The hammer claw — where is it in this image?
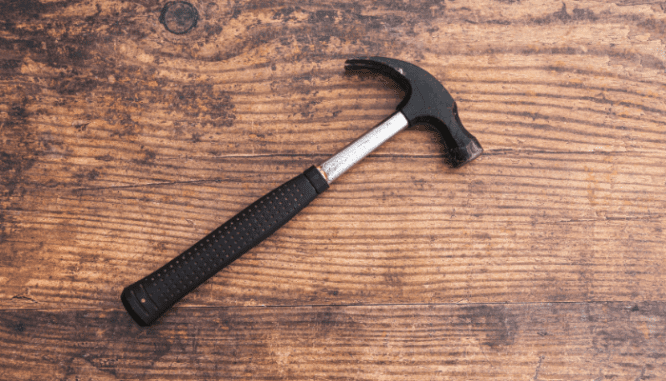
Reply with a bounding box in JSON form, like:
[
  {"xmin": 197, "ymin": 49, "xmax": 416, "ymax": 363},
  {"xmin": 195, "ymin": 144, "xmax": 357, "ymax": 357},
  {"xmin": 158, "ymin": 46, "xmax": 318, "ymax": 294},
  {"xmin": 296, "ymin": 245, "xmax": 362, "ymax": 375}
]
[{"xmin": 345, "ymin": 56, "xmax": 483, "ymax": 167}]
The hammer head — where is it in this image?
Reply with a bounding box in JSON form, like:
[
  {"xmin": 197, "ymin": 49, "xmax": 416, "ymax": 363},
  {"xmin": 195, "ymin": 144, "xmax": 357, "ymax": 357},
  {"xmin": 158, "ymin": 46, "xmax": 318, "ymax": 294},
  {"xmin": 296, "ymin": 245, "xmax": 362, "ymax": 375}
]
[{"xmin": 345, "ymin": 57, "xmax": 483, "ymax": 168}]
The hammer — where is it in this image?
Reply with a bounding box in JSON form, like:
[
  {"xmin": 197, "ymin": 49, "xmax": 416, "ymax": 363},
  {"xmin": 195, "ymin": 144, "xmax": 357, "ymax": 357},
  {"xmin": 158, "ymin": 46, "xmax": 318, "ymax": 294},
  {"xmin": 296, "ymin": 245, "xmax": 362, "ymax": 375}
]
[{"xmin": 121, "ymin": 57, "xmax": 483, "ymax": 326}]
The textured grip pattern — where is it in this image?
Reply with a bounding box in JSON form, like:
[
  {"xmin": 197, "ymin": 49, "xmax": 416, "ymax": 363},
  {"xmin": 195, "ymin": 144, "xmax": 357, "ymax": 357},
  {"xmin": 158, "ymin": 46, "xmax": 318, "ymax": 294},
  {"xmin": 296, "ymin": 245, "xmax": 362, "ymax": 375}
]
[{"xmin": 122, "ymin": 168, "xmax": 327, "ymax": 326}]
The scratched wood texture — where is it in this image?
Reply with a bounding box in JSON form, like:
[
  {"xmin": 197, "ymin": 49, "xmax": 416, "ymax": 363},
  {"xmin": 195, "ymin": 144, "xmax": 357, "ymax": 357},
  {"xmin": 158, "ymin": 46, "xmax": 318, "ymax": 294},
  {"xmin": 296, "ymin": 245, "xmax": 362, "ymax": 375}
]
[{"xmin": 1, "ymin": 0, "xmax": 665, "ymax": 379}]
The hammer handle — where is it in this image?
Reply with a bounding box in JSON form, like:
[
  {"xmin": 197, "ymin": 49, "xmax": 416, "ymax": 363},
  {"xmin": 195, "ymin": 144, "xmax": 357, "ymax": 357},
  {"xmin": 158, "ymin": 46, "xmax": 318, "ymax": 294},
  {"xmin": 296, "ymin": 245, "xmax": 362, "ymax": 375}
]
[{"xmin": 121, "ymin": 166, "xmax": 329, "ymax": 326}]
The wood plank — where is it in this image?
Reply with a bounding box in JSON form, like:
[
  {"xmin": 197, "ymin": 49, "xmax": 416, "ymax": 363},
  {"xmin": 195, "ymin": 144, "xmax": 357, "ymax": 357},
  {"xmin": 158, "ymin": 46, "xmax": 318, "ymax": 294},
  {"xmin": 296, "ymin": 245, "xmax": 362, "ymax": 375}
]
[
  {"xmin": 1, "ymin": 302, "xmax": 665, "ymax": 380},
  {"xmin": 2, "ymin": 0, "xmax": 665, "ymax": 310},
  {"xmin": 1, "ymin": 152, "xmax": 665, "ymax": 309},
  {"xmin": 1, "ymin": 0, "xmax": 666, "ymax": 379}
]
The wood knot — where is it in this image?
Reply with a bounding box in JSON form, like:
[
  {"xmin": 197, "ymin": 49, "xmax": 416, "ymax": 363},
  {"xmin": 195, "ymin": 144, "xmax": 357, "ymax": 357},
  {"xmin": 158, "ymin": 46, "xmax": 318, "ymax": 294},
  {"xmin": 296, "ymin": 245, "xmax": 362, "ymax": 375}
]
[{"xmin": 159, "ymin": 1, "xmax": 199, "ymax": 35}]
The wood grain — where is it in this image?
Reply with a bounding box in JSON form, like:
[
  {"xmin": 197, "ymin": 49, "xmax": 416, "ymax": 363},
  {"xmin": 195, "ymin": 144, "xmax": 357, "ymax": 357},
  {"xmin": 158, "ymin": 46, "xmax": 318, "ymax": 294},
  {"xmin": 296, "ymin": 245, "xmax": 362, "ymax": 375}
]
[
  {"xmin": 2, "ymin": 302, "xmax": 665, "ymax": 380},
  {"xmin": 1, "ymin": 0, "xmax": 665, "ymax": 379}
]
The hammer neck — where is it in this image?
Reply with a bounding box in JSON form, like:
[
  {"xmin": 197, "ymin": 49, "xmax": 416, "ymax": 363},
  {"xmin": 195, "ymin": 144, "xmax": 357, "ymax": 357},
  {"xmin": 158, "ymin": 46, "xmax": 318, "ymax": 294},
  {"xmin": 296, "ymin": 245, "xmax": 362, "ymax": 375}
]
[{"xmin": 318, "ymin": 112, "xmax": 409, "ymax": 184}]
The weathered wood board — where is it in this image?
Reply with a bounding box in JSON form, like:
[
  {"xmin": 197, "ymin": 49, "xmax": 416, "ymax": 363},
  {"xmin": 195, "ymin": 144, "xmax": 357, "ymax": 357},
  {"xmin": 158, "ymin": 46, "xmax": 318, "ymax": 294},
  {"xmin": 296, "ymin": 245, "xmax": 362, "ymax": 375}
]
[
  {"xmin": 1, "ymin": 0, "xmax": 665, "ymax": 379},
  {"xmin": 2, "ymin": 302, "xmax": 666, "ymax": 380}
]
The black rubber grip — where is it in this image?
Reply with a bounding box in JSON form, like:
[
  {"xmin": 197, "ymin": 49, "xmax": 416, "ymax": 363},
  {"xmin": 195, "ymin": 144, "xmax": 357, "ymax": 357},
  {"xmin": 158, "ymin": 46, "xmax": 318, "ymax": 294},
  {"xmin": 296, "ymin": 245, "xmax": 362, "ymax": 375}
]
[{"xmin": 121, "ymin": 166, "xmax": 328, "ymax": 326}]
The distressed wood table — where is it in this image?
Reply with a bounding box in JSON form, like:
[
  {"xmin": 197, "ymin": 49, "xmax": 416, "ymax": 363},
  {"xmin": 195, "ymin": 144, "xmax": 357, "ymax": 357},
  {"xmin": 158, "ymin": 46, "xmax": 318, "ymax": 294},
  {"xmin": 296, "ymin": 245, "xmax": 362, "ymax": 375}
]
[{"xmin": 1, "ymin": 0, "xmax": 665, "ymax": 379}]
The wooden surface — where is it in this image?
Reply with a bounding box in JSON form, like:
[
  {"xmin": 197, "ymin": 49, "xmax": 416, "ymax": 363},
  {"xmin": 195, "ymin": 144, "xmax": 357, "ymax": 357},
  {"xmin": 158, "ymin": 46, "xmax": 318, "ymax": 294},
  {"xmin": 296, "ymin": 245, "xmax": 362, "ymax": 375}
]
[{"xmin": 1, "ymin": 0, "xmax": 665, "ymax": 379}]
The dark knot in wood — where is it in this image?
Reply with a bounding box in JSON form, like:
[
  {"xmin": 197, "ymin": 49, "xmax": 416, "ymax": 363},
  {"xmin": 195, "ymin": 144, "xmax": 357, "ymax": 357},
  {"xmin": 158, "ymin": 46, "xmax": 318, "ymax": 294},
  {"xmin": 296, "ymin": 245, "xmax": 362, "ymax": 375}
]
[{"xmin": 159, "ymin": 1, "xmax": 199, "ymax": 35}]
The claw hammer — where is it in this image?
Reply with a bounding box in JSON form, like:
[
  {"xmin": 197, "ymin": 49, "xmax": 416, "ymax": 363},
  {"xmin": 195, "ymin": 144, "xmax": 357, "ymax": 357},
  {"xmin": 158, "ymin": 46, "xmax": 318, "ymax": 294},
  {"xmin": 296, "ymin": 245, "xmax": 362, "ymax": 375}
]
[{"xmin": 122, "ymin": 57, "xmax": 483, "ymax": 326}]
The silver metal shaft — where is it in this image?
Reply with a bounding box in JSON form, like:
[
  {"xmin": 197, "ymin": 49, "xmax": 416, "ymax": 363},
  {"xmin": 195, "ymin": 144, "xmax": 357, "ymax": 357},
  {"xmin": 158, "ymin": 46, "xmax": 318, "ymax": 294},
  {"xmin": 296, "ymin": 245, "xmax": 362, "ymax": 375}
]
[{"xmin": 318, "ymin": 112, "xmax": 410, "ymax": 184}]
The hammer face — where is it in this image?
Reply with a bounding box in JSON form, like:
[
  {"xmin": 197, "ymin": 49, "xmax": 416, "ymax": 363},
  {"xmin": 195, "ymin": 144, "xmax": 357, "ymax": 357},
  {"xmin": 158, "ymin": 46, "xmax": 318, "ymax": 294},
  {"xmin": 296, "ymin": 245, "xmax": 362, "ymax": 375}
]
[{"xmin": 345, "ymin": 57, "xmax": 483, "ymax": 167}]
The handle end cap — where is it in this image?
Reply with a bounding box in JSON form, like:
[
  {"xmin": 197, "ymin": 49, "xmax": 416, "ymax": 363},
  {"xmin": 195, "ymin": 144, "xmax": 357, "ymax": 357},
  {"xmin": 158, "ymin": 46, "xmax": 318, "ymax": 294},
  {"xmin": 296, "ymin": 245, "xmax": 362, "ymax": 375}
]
[{"xmin": 121, "ymin": 286, "xmax": 155, "ymax": 326}]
